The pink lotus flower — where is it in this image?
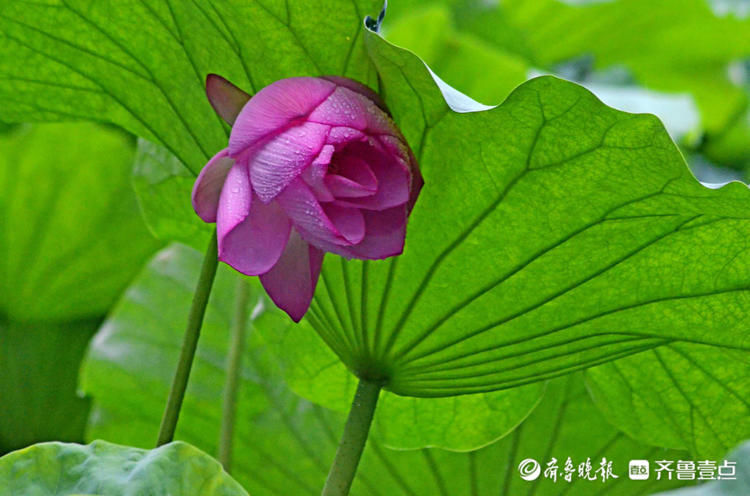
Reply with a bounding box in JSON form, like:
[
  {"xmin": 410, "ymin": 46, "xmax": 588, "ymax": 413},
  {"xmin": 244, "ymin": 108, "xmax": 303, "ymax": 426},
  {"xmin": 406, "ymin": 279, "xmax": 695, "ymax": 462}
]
[{"xmin": 192, "ymin": 75, "xmax": 422, "ymax": 321}]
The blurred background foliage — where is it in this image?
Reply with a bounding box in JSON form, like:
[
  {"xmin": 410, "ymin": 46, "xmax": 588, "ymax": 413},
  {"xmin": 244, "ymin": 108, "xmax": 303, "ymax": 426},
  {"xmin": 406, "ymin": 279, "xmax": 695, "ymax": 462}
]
[
  {"xmin": 0, "ymin": 123, "xmax": 162, "ymax": 454},
  {"xmin": 1, "ymin": 0, "xmax": 749, "ymax": 494},
  {"xmin": 384, "ymin": 0, "xmax": 750, "ymax": 182}
]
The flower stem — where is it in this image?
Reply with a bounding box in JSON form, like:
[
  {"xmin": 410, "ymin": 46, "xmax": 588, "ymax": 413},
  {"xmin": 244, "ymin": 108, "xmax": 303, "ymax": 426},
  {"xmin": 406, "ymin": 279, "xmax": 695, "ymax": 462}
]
[
  {"xmin": 156, "ymin": 232, "xmax": 219, "ymax": 447},
  {"xmin": 322, "ymin": 379, "xmax": 382, "ymax": 496},
  {"xmin": 218, "ymin": 278, "xmax": 251, "ymax": 471}
]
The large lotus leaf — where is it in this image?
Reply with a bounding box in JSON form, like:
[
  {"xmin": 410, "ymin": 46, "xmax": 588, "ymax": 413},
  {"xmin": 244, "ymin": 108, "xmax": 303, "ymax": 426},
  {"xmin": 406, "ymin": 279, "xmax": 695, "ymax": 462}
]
[
  {"xmin": 585, "ymin": 345, "xmax": 750, "ymax": 460},
  {"xmin": 0, "ymin": 0, "xmax": 382, "ymax": 244},
  {"xmin": 0, "ymin": 123, "xmax": 160, "ymax": 454},
  {"xmin": 254, "ymin": 306, "xmax": 543, "ymax": 450},
  {"xmin": 273, "ymin": 27, "xmax": 750, "ymax": 453},
  {"xmin": 0, "ymin": 440, "xmax": 248, "ymax": 496},
  {"xmin": 0, "ymin": 0, "xmax": 381, "ymax": 176},
  {"xmin": 355, "ymin": 374, "xmax": 689, "ymax": 496},
  {"xmin": 82, "ymin": 243, "xmax": 690, "ymax": 494},
  {"xmin": 307, "ymin": 25, "xmax": 750, "ymax": 394},
  {"xmin": 0, "ymin": 124, "xmax": 160, "ymax": 321}
]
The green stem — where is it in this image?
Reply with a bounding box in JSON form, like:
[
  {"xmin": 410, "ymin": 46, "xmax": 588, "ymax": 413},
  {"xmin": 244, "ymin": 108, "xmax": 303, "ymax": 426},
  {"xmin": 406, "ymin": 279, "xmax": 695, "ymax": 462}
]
[
  {"xmin": 156, "ymin": 233, "xmax": 219, "ymax": 447},
  {"xmin": 218, "ymin": 278, "xmax": 251, "ymax": 471},
  {"xmin": 322, "ymin": 379, "xmax": 382, "ymax": 496}
]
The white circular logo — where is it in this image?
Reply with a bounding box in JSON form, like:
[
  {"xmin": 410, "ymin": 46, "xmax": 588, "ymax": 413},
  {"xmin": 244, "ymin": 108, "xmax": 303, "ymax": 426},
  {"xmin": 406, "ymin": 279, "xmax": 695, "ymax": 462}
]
[{"xmin": 518, "ymin": 458, "xmax": 541, "ymax": 481}]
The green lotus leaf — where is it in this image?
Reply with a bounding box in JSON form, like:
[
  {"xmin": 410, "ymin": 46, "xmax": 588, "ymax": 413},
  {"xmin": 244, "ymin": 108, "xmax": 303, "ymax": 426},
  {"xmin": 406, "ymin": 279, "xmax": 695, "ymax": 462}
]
[
  {"xmin": 0, "ymin": 123, "xmax": 160, "ymax": 454},
  {"xmin": 0, "ymin": 440, "xmax": 248, "ymax": 496}
]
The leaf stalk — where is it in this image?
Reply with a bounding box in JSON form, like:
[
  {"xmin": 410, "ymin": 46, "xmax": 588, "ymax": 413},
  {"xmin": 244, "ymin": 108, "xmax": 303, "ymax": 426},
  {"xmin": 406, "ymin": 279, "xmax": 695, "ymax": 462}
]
[
  {"xmin": 322, "ymin": 378, "xmax": 382, "ymax": 496},
  {"xmin": 156, "ymin": 232, "xmax": 219, "ymax": 447}
]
